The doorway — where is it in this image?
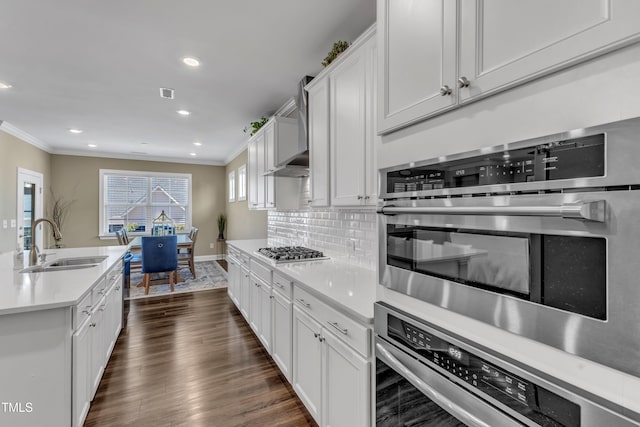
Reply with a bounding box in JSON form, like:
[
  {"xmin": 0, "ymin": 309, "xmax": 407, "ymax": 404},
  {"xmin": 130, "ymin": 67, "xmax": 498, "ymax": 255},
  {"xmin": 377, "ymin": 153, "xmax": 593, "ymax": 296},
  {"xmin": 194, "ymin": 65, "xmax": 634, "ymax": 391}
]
[{"xmin": 17, "ymin": 168, "xmax": 43, "ymax": 252}]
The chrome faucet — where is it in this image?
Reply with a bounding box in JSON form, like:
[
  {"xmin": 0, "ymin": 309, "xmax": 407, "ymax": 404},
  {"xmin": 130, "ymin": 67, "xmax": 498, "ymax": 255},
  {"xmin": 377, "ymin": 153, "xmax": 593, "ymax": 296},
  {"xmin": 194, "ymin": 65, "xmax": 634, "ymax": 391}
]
[{"xmin": 29, "ymin": 218, "xmax": 63, "ymax": 266}]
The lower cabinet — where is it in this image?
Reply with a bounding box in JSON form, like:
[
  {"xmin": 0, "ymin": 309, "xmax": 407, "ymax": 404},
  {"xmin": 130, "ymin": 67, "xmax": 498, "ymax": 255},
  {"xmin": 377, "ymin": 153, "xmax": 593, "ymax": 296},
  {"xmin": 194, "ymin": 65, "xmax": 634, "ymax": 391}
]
[
  {"xmin": 72, "ymin": 261, "xmax": 123, "ymax": 427},
  {"xmin": 249, "ymin": 274, "xmax": 273, "ymax": 353},
  {"xmin": 271, "ymin": 287, "xmax": 292, "ymax": 382},
  {"xmin": 293, "ymin": 305, "xmax": 371, "ymax": 427},
  {"xmin": 226, "ymin": 257, "xmax": 240, "ymax": 307},
  {"xmin": 239, "ymin": 266, "xmax": 250, "ymax": 319}
]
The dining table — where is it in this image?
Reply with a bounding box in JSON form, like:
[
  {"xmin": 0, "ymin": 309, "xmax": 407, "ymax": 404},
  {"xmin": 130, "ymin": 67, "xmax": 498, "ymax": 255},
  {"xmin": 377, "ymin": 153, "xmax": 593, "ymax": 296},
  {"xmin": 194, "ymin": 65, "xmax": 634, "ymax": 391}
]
[{"xmin": 128, "ymin": 234, "xmax": 193, "ymax": 286}]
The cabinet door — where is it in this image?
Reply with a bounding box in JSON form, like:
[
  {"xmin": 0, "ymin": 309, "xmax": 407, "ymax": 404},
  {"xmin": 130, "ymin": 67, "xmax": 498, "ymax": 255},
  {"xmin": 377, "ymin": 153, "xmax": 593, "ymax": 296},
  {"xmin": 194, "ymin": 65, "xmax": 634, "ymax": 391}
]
[
  {"xmin": 307, "ymin": 78, "xmax": 330, "ymax": 207},
  {"xmin": 227, "ymin": 260, "xmax": 240, "ymax": 308},
  {"xmin": 459, "ymin": 0, "xmax": 640, "ymax": 103},
  {"xmin": 248, "ymin": 139, "xmax": 259, "ymax": 209},
  {"xmin": 90, "ymin": 300, "xmax": 106, "ymax": 399},
  {"xmin": 240, "ymin": 268, "xmax": 250, "ymax": 320},
  {"xmin": 330, "ymin": 50, "xmax": 367, "ymax": 206},
  {"xmin": 377, "ymin": 0, "xmax": 457, "ymax": 134},
  {"xmin": 264, "ymin": 123, "xmax": 276, "ymax": 208},
  {"xmin": 292, "ymin": 306, "xmax": 322, "ymax": 424},
  {"xmin": 271, "ymin": 290, "xmax": 292, "ymax": 382},
  {"xmin": 249, "ymin": 278, "xmax": 261, "ymax": 334},
  {"xmin": 259, "ymin": 283, "xmax": 272, "ymax": 353},
  {"xmin": 364, "ymin": 39, "xmax": 379, "ymax": 206},
  {"xmin": 322, "ymin": 330, "xmax": 370, "ymax": 427},
  {"xmin": 255, "ymin": 133, "xmax": 266, "ymax": 209},
  {"xmin": 72, "ymin": 318, "xmax": 91, "ymax": 427}
]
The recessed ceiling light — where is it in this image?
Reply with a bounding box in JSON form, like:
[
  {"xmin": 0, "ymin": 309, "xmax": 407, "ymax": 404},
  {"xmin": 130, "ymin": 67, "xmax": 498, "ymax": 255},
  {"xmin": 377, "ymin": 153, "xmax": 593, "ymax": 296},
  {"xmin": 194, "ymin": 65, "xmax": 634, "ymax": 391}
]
[
  {"xmin": 87, "ymin": 144, "xmax": 97, "ymax": 148},
  {"xmin": 182, "ymin": 57, "xmax": 200, "ymax": 67},
  {"xmin": 189, "ymin": 152, "xmax": 197, "ymax": 156},
  {"xmin": 177, "ymin": 110, "xmax": 191, "ymax": 116},
  {"xmin": 193, "ymin": 142, "xmax": 202, "ymax": 146},
  {"xmin": 69, "ymin": 128, "xmax": 83, "ymax": 134},
  {"xmin": 0, "ymin": 82, "xmax": 12, "ymax": 89}
]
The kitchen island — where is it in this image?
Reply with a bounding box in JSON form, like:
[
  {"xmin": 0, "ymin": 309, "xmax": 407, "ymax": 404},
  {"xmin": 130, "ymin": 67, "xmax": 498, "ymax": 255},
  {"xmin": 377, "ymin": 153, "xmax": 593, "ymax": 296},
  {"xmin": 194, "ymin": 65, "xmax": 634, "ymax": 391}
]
[{"xmin": 0, "ymin": 246, "xmax": 127, "ymax": 427}]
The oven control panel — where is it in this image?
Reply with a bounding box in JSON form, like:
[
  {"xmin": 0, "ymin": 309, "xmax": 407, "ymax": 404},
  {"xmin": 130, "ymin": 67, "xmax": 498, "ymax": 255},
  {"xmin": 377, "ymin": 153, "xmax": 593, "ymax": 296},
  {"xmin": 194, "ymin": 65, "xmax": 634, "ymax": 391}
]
[
  {"xmin": 390, "ymin": 316, "xmax": 580, "ymax": 426},
  {"xmin": 384, "ymin": 133, "xmax": 604, "ymax": 196}
]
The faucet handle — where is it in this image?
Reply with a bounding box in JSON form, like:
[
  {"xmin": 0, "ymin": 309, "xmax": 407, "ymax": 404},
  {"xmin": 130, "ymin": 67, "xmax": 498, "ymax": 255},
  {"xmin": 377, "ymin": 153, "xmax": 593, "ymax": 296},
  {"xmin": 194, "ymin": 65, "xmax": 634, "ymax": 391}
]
[{"xmin": 39, "ymin": 253, "xmax": 48, "ymax": 263}]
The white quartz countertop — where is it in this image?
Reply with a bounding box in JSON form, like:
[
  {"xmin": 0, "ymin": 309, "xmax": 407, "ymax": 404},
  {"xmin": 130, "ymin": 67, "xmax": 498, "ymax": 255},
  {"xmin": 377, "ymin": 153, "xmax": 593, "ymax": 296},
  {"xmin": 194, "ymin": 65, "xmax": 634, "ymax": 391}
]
[
  {"xmin": 0, "ymin": 246, "xmax": 127, "ymax": 316},
  {"xmin": 227, "ymin": 239, "xmax": 377, "ymax": 323}
]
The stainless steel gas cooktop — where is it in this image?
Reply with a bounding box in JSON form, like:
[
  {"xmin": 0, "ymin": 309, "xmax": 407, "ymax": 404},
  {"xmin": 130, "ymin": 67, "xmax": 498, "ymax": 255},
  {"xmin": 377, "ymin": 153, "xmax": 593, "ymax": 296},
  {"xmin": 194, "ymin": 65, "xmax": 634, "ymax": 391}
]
[{"xmin": 255, "ymin": 246, "xmax": 329, "ymax": 264}]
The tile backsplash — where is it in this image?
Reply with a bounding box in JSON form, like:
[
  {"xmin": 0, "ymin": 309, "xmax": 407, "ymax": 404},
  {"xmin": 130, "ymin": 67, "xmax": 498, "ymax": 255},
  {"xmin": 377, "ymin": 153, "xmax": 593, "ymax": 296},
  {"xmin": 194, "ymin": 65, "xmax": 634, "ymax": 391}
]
[{"xmin": 267, "ymin": 208, "xmax": 377, "ymax": 270}]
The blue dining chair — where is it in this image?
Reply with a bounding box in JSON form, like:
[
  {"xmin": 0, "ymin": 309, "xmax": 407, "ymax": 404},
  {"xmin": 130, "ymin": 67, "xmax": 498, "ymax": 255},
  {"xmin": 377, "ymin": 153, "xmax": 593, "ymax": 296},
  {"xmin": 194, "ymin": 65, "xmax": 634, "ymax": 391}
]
[{"xmin": 141, "ymin": 235, "xmax": 178, "ymax": 295}]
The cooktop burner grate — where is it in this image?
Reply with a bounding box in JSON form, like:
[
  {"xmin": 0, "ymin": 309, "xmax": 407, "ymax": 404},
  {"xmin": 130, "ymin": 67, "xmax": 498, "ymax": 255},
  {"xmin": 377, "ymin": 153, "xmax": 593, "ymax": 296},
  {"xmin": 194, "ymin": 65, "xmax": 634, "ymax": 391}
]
[{"xmin": 256, "ymin": 246, "xmax": 329, "ymax": 263}]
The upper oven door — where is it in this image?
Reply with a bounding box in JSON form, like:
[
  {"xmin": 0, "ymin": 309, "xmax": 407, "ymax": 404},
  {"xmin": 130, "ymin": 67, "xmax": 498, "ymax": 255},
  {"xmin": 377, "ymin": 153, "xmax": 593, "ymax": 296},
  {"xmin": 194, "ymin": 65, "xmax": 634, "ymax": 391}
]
[{"xmin": 378, "ymin": 190, "xmax": 640, "ymax": 378}]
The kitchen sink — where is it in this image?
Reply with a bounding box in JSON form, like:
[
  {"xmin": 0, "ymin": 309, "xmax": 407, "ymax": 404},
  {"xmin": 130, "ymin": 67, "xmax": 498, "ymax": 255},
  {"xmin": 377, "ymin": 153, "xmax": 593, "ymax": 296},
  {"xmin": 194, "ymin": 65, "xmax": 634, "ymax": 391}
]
[
  {"xmin": 19, "ymin": 256, "xmax": 108, "ymax": 274},
  {"xmin": 19, "ymin": 264, "xmax": 99, "ymax": 274},
  {"xmin": 47, "ymin": 256, "xmax": 108, "ymax": 267}
]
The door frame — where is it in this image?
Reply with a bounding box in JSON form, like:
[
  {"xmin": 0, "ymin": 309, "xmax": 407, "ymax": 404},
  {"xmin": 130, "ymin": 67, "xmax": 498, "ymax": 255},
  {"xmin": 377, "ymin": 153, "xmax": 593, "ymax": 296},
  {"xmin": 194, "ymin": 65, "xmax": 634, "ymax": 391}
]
[{"xmin": 17, "ymin": 167, "xmax": 44, "ymax": 252}]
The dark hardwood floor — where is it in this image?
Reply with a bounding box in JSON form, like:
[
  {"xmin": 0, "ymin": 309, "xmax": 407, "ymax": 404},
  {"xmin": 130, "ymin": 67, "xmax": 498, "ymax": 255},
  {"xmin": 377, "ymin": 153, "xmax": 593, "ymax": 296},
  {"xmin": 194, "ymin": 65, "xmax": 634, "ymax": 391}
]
[{"xmin": 85, "ymin": 289, "xmax": 317, "ymax": 427}]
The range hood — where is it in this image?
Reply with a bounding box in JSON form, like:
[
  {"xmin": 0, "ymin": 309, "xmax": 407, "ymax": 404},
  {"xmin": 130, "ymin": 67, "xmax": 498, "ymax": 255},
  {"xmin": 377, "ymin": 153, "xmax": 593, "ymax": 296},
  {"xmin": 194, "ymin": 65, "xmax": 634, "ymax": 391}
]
[{"xmin": 265, "ymin": 76, "xmax": 314, "ymax": 178}]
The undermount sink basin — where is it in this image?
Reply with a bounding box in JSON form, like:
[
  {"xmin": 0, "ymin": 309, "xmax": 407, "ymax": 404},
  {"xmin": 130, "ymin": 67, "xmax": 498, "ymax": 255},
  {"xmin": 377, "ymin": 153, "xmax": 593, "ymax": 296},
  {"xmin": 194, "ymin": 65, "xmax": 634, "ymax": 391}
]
[
  {"xmin": 19, "ymin": 264, "xmax": 99, "ymax": 274},
  {"xmin": 19, "ymin": 256, "xmax": 108, "ymax": 274},
  {"xmin": 47, "ymin": 256, "xmax": 108, "ymax": 267}
]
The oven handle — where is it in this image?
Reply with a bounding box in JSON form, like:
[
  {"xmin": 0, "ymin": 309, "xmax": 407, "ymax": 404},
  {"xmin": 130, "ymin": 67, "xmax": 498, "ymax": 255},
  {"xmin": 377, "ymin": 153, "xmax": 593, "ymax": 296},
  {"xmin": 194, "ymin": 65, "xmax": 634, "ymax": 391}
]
[
  {"xmin": 378, "ymin": 200, "xmax": 605, "ymax": 222},
  {"xmin": 376, "ymin": 341, "xmax": 524, "ymax": 427}
]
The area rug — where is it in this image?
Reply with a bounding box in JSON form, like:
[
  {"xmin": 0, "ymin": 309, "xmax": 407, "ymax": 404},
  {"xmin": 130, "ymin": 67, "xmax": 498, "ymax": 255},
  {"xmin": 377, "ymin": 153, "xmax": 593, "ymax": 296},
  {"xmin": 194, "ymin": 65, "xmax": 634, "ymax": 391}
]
[{"xmin": 126, "ymin": 261, "xmax": 227, "ymax": 300}]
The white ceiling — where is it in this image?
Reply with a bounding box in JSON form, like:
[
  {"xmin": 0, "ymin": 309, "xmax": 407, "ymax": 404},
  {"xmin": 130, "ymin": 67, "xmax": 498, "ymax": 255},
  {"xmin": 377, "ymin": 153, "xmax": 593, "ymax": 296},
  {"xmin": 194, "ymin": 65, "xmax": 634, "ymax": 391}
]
[{"xmin": 0, "ymin": 1, "xmax": 375, "ymax": 165}]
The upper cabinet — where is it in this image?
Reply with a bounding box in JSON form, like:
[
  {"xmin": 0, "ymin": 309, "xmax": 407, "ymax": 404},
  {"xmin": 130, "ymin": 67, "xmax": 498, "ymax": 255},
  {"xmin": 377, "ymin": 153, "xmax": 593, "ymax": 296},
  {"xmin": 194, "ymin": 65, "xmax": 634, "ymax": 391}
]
[
  {"xmin": 247, "ymin": 116, "xmax": 301, "ymax": 211},
  {"xmin": 378, "ymin": 0, "xmax": 640, "ymax": 134},
  {"xmin": 306, "ymin": 25, "xmax": 378, "ymax": 208}
]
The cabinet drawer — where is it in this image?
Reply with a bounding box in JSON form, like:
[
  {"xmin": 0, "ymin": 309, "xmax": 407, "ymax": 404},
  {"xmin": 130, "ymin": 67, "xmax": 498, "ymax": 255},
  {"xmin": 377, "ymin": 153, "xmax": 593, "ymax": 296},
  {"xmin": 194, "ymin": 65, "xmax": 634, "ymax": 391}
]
[
  {"xmin": 92, "ymin": 277, "xmax": 108, "ymax": 302},
  {"xmin": 107, "ymin": 260, "xmax": 122, "ymax": 283},
  {"xmin": 293, "ymin": 286, "xmax": 370, "ymax": 357},
  {"xmin": 272, "ymin": 272, "xmax": 292, "ymax": 300},
  {"xmin": 228, "ymin": 246, "xmax": 240, "ymax": 259},
  {"xmin": 251, "ymin": 259, "xmax": 272, "ymax": 284},
  {"xmin": 238, "ymin": 252, "xmax": 250, "ymax": 268},
  {"xmin": 73, "ymin": 292, "xmax": 93, "ymax": 330}
]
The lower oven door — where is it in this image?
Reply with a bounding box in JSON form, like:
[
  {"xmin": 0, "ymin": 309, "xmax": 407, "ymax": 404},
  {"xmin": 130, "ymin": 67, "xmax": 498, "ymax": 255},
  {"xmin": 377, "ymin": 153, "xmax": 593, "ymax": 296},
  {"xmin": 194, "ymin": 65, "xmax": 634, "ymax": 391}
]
[{"xmin": 376, "ymin": 338, "xmax": 523, "ymax": 427}]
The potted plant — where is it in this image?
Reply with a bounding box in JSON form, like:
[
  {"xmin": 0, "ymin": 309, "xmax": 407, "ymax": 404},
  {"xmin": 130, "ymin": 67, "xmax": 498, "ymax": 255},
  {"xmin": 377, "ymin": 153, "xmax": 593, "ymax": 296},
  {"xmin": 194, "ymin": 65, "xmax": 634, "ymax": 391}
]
[
  {"xmin": 217, "ymin": 213, "xmax": 227, "ymax": 240},
  {"xmin": 243, "ymin": 117, "xmax": 268, "ymax": 136},
  {"xmin": 322, "ymin": 40, "xmax": 351, "ymax": 67},
  {"xmin": 47, "ymin": 189, "xmax": 75, "ymax": 248}
]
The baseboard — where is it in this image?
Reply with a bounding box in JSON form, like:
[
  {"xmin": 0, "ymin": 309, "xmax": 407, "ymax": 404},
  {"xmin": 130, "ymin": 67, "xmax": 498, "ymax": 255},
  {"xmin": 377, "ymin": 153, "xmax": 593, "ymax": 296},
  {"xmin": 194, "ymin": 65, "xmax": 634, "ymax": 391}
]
[{"xmin": 195, "ymin": 254, "xmax": 225, "ymax": 262}]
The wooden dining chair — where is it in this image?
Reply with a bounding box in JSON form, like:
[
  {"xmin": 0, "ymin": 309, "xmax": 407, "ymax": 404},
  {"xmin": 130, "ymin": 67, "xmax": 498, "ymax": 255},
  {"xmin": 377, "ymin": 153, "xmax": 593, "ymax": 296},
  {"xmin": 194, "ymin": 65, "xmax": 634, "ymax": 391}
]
[
  {"xmin": 115, "ymin": 229, "xmax": 142, "ymax": 271},
  {"xmin": 141, "ymin": 235, "xmax": 178, "ymax": 295},
  {"xmin": 178, "ymin": 227, "xmax": 198, "ymax": 279}
]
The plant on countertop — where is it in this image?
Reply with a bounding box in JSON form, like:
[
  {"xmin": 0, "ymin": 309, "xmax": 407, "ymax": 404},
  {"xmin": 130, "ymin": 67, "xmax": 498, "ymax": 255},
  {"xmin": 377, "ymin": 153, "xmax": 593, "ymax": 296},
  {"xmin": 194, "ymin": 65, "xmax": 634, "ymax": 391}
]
[
  {"xmin": 217, "ymin": 213, "xmax": 227, "ymax": 240},
  {"xmin": 243, "ymin": 117, "xmax": 268, "ymax": 136},
  {"xmin": 322, "ymin": 40, "xmax": 351, "ymax": 67}
]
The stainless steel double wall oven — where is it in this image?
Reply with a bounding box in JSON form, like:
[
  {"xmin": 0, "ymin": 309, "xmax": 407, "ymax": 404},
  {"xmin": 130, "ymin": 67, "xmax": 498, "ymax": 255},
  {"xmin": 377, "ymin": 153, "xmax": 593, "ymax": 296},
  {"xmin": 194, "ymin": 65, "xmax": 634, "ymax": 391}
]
[{"xmin": 378, "ymin": 117, "xmax": 640, "ymax": 379}]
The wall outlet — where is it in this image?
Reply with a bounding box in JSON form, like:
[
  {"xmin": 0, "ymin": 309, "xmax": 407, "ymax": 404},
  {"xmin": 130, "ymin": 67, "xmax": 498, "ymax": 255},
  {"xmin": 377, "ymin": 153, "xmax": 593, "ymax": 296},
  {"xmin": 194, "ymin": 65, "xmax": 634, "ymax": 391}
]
[
  {"xmin": 210, "ymin": 243, "xmax": 214, "ymax": 249},
  {"xmin": 10, "ymin": 219, "xmax": 16, "ymax": 228},
  {"xmin": 2, "ymin": 220, "xmax": 7, "ymax": 229}
]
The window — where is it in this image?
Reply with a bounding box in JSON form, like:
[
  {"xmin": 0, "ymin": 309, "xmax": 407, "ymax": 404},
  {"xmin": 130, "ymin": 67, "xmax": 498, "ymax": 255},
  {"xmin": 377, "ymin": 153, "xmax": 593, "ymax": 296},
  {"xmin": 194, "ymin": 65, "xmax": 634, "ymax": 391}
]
[
  {"xmin": 228, "ymin": 170, "xmax": 236, "ymax": 202},
  {"xmin": 99, "ymin": 169, "xmax": 192, "ymax": 237},
  {"xmin": 237, "ymin": 164, "xmax": 247, "ymax": 201}
]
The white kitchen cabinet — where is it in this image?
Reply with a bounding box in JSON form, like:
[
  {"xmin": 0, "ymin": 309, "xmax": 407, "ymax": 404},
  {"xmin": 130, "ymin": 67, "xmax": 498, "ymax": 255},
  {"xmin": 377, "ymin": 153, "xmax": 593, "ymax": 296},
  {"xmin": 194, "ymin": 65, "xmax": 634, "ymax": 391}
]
[
  {"xmin": 248, "ymin": 139, "xmax": 259, "ymax": 209},
  {"xmin": 307, "ymin": 77, "xmax": 330, "ymax": 207},
  {"xmin": 72, "ymin": 317, "xmax": 91, "ymax": 427},
  {"xmin": 271, "ymin": 282, "xmax": 292, "ymax": 382},
  {"xmin": 89, "ymin": 296, "xmax": 106, "ymax": 398},
  {"xmin": 264, "ymin": 122, "xmax": 276, "ymax": 209},
  {"xmin": 322, "ymin": 330, "xmax": 370, "ymax": 427},
  {"xmin": 377, "ymin": 0, "xmax": 640, "ymax": 134},
  {"xmin": 459, "ymin": 0, "xmax": 640, "ymax": 104},
  {"xmin": 293, "ymin": 306, "xmax": 323, "ymax": 423},
  {"xmin": 377, "ymin": 0, "xmax": 457, "ymax": 134},
  {"xmin": 249, "ymin": 274, "xmax": 273, "ymax": 353},
  {"xmin": 292, "ymin": 292, "xmax": 372, "ymax": 427},
  {"xmin": 227, "ymin": 257, "xmax": 240, "ymax": 308},
  {"xmin": 239, "ymin": 265, "xmax": 250, "ymax": 320},
  {"xmin": 329, "ymin": 28, "xmax": 377, "ymax": 207},
  {"xmin": 255, "ymin": 132, "xmax": 266, "ymax": 209},
  {"xmin": 249, "ymin": 274, "xmax": 261, "ymax": 334}
]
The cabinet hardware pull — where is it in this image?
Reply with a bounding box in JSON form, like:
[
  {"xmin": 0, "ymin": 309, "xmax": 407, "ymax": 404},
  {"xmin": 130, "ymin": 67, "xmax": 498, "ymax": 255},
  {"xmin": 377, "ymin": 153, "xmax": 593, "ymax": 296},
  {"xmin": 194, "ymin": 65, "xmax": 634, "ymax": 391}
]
[
  {"xmin": 307, "ymin": 199, "xmax": 313, "ymax": 203},
  {"xmin": 457, "ymin": 76, "xmax": 470, "ymax": 88},
  {"xmin": 364, "ymin": 195, "xmax": 370, "ymax": 200},
  {"xmin": 296, "ymin": 298, "xmax": 311, "ymax": 308},
  {"xmin": 327, "ymin": 321, "xmax": 348, "ymax": 335},
  {"xmin": 439, "ymin": 85, "xmax": 452, "ymax": 96},
  {"xmin": 275, "ymin": 281, "xmax": 284, "ymax": 289},
  {"xmin": 99, "ymin": 306, "xmax": 106, "ymax": 312},
  {"xmin": 82, "ymin": 310, "xmax": 91, "ymax": 315},
  {"xmin": 314, "ymin": 333, "xmax": 319, "ymax": 338},
  {"xmin": 90, "ymin": 323, "xmax": 96, "ymax": 328},
  {"xmin": 115, "ymin": 286, "xmax": 120, "ymax": 290},
  {"xmin": 357, "ymin": 195, "xmax": 363, "ymax": 200},
  {"xmin": 319, "ymin": 337, "xmax": 325, "ymax": 342}
]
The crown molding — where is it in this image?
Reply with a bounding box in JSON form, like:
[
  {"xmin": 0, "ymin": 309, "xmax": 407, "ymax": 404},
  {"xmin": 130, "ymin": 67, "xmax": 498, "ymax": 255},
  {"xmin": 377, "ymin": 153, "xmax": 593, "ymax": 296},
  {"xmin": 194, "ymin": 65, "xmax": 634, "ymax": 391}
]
[
  {"xmin": 224, "ymin": 141, "xmax": 248, "ymax": 165},
  {"xmin": 0, "ymin": 121, "xmax": 52, "ymax": 152},
  {"xmin": 51, "ymin": 148, "xmax": 226, "ymax": 166}
]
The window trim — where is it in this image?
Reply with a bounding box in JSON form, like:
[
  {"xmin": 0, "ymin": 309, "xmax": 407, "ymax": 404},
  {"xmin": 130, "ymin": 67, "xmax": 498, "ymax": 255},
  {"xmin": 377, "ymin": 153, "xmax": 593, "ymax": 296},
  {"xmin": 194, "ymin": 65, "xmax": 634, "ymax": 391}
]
[
  {"xmin": 237, "ymin": 164, "xmax": 247, "ymax": 201},
  {"xmin": 228, "ymin": 170, "xmax": 236, "ymax": 202},
  {"xmin": 99, "ymin": 169, "xmax": 192, "ymax": 239}
]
